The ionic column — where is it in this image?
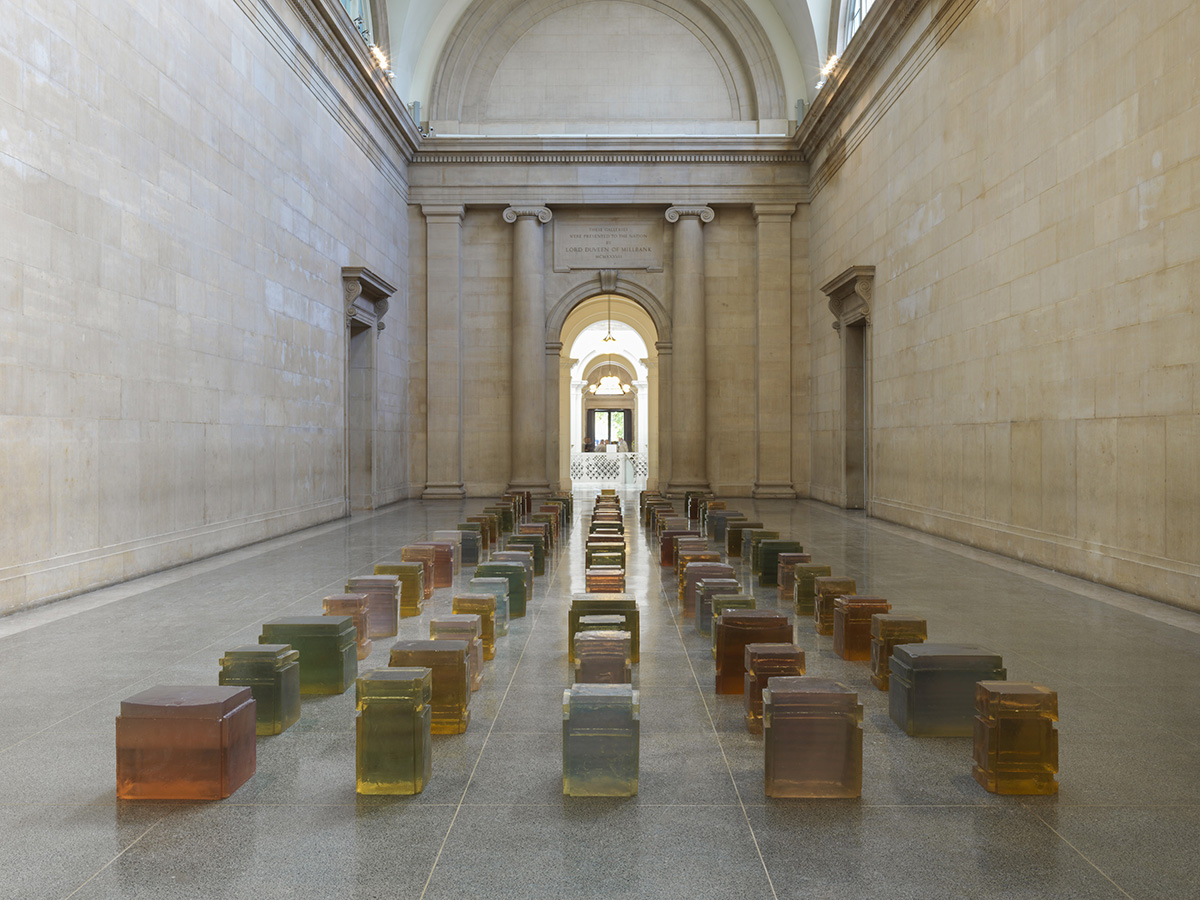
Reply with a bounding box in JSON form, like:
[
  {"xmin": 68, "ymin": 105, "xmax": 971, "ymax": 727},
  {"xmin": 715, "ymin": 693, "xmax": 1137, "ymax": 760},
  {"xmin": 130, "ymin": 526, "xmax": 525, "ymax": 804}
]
[
  {"xmin": 752, "ymin": 202, "xmax": 798, "ymax": 498},
  {"xmin": 504, "ymin": 205, "xmax": 552, "ymax": 494},
  {"xmin": 665, "ymin": 205, "xmax": 713, "ymax": 495},
  {"xmin": 421, "ymin": 204, "xmax": 465, "ymax": 499}
]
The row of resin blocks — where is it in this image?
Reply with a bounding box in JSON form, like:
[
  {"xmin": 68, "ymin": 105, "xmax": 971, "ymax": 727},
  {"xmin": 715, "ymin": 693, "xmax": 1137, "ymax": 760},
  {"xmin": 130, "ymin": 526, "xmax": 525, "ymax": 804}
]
[
  {"xmin": 646, "ymin": 492, "xmax": 1060, "ymax": 798},
  {"xmin": 115, "ymin": 494, "xmax": 576, "ymax": 800},
  {"xmin": 563, "ymin": 492, "xmax": 639, "ymax": 797}
]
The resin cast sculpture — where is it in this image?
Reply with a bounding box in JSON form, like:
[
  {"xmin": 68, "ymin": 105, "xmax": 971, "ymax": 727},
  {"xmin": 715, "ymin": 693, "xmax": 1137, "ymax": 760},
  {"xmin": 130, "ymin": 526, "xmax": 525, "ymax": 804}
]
[{"xmin": 356, "ymin": 667, "xmax": 432, "ymax": 795}]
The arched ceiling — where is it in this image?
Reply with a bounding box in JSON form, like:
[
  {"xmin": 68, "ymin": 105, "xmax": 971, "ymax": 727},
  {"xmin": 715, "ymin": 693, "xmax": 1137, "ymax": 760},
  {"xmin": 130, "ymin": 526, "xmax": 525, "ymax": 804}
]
[{"xmin": 385, "ymin": 0, "xmax": 826, "ymax": 118}]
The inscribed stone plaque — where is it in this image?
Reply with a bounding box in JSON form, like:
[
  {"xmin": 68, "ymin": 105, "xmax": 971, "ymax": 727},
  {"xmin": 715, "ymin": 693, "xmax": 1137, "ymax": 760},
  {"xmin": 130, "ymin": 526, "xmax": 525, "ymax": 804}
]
[{"xmin": 554, "ymin": 218, "xmax": 663, "ymax": 271}]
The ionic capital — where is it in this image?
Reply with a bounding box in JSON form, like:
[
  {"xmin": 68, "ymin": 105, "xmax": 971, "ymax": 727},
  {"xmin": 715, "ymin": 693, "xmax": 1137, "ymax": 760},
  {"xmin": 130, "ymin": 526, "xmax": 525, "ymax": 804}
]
[
  {"xmin": 665, "ymin": 205, "xmax": 714, "ymax": 224},
  {"xmin": 503, "ymin": 206, "xmax": 552, "ymax": 224}
]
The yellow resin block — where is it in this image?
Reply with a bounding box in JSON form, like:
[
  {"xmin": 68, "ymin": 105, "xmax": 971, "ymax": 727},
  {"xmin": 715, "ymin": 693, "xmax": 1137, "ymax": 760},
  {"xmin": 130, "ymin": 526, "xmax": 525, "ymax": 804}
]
[
  {"xmin": 869, "ymin": 615, "xmax": 927, "ymax": 691},
  {"xmin": 972, "ymin": 681, "xmax": 1059, "ymax": 795},
  {"xmin": 388, "ymin": 640, "xmax": 471, "ymax": 735},
  {"xmin": 452, "ymin": 594, "xmax": 497, "ymax": 660},
  {"xmin": 356, "ymin": 667, "xmax": 432, "ymax": 795}
]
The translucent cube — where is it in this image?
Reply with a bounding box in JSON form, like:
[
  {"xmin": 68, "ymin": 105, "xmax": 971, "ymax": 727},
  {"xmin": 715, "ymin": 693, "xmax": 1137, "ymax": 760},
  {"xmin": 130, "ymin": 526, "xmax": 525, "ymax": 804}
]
[
  {"xmin": 833, "ymin": 596, "xmax": 891, "ymax": 661},
  {"xmin": 399, "ymin": 547, "xmax": 437, "ymax": 598},
  {"xmin": 715, "ymin": 610, "xmax": 792, "ymax": 694},
  {"xmin": 888, "ymin": 644, "xmax": 1006, "ymax": 736},
  {"xmin": 764, "ymin": 677, "xmax": 862, "ymax": 798},
  {"xmin": 475, "ymin": 563, "xmax": 527, "ymax": 618},
  {"xmin": 562, "ymin": 684, "xmax": 639, "ymax": 797},
  {"xmin": 468, "ymin": 577, "xmax": 511, "ymax": 635},
  {"xmin": 342, "ymin": 577, "xmax": 398, "ymax": 638},
  {"xmin": 322, "ymin": 593, "xmax": 372, "ymax": 659},
  {"xmin": 373, "ymin": 563, "xmax": 425, "ymax": 617},
  {"xmin": 569, "ymin": 594, "xmax": 639, "ymax": 662},
  {"xmin": 869, "ymin": 615, "xmax": 927, "ymax": 691},
  {"xmin": 219, "ymin": 644, "xmax": 300, "ymax": 736},
  {"xmin": 573, "ymin": 630, "xmax": 632, "ymax": 684},
  {"xmin": 813, "ymin": 576, "xmax": 856, "ymax": 635},
  {"xmin": 452, "ymin": 594, "xmax": 497, "ymax": 660},
  {"xmin": 972, "ymin": 681, "xmax": 1058, "ymax": 795},
  {"xmin": 743, "ymin": 643, "xmax": 805, "ymax": 734},
  {"xmin": 260, "ymin": 616, "xmax": 357, "ymax": 695},
  {"xmin": 711, "ymin": 594, "xmax": 756, "ymax": 658},
  {"xmin": 356, "ymin": 667, "xmax": 432, "ymax": 795},
  {"xmin": 388, "ymin": 640, "xmax": 471, "ymax": 735},
  {"xmin": 792, "ymin": 565, "xmax": 832, "ymax": 616},
  {"xmin": 430, "ymin": 615, "xmax": 484, "ymax": 691},
  {"xmin": 694, "ymin": 578, "xmax": 743, "ymax": 636}
]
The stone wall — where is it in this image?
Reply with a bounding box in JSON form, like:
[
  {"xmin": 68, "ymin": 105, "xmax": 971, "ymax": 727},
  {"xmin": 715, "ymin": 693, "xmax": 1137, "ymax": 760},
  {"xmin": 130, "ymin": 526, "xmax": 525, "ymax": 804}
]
[
  {"xmin": 806, "ymin": 0, "xmax": 1199, "ymax": 609},
  {"xmin": 0, "ymin": 0, "xmax": 414, "ymax": 614}
]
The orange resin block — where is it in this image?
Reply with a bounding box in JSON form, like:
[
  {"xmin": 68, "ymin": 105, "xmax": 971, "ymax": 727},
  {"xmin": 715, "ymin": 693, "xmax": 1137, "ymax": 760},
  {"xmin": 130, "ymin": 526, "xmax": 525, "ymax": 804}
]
[
  {"xmin": 711, "ymin": 594, "xmax": 756, "ymax": 658},
  {"xmin": 492, "ymin": 550, "xmax": 535, "ymax": 600},
  {"xmin": 586, "ymin": 566, "xmax": 625, "ymax": 593},
  {"xmin": 833, "ymin": 596, "xmax": 891, "ymax": 661},
  {"xmin": 430, "ymin": 615, "xmax": 484, "ymax": 691},
  {"xmin": 388, "ymin": 640, "xmax": 471, "ymax": 735},
  {"xmin": 410, "ymin": 542, "xmax": 455, "ymax": 589},
  {"xmin": 743, "ymin": 643, "xmax": 805, "ymax": 734},
  {"xmin": 813, "ymin": 576, "xmax": 856, "ymax": 635},
  {"xmin": 343, "ymin": 576, "xmax": 398, "ymax": 638},
  {"xmin": 694, "ymin": 578, "xmax": 743, "ymax": 636},
  {"xmin": 972, "ymin": 681, "xmax": 1059, "ymax": 795},
  {"xmin": 793, "ymin": 564, "xmax": 832, "ymax": 617},
  {"xmin": 869, "ymin": 615, "xmax": 927, "ymax": 691},
  {"xmin": 764, "ymin": 677, "xmax": 862, "ymax": 798},
  {"xmin": 323, "ymin": 593, "xmax": 372, "ymax": 659},
  {"xmin": 116, "ymin": 685, "xmax": 256, "ymax": 800},
  {"xmin": 452, "ymin": 593, "xmax": 497, "ymax": 660},
  {"xmin": 399, "ymin": 547, "xmax": 436, "ymax": 598},
  {"xmin": 715, "ymin": 610, "xmax": 792, "ymax": 694}
]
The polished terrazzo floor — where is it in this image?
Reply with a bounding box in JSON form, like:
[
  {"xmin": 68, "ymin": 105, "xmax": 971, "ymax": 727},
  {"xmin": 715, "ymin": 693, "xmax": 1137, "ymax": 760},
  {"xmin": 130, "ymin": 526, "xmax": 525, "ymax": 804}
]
[{"xmin": 1, "ymin": 489, "xmax": 1198, "ymax": 899}]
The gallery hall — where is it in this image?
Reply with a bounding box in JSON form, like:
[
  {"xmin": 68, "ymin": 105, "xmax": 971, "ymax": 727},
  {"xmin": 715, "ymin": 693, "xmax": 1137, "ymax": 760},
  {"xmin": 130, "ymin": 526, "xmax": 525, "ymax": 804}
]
[{"xmin": 1, "ymin": 0, "xmax": 1197, "ymax": 898}]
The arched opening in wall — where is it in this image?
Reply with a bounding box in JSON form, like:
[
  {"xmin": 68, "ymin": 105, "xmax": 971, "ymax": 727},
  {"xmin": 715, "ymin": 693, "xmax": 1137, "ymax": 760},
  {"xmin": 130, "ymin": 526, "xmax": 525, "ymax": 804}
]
[{"xmin": 557, "ymin": 294, "xmax": 659, "ymax": 491}]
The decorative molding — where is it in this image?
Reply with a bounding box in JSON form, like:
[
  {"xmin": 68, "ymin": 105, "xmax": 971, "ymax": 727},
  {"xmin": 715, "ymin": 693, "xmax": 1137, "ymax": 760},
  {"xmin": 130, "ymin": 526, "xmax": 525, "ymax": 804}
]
[
  {"xmin": 417, "ymin": 149, "xmax": 805, "ymax": 165},
  {"xmin": 752, "ymin": 201, "xmax": 797, "ymax": 221},
  {"xmin": 598, "ymin": 270, "xmax": 619, "ymax": 293},
  {"xmin": 545, "ymin": 341, "xmax": 564, "ymax": 355},
  {"xmin": 503, "ymin": 206, "xmax": 553, "ymax": 224},
  {"xmin": 665, "ymin": 206, "xmax": 715, "ymax": 223},
  {"xmin": 820, "ymin": 265, "xmax": 875, "ymax": 332},
  {"xmin": 420, "ymin": 204, "xmax": 465, "ymax": 223},
  {"xmin": 343, "ymin": 266, "xmax": 396, "ymax": 332},
  {"xmin": 231, "ymin": 0, "xmax": 420, "ymax": 202}
]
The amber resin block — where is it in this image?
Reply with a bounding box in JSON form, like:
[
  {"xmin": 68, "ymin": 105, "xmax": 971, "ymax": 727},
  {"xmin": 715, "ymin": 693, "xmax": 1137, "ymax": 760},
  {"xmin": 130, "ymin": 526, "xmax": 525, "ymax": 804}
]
[
  {"xmin": 399, "ymin": 547, "xmax": 436, "ymax": 599},
  {"xmin": 343, "ymin": 576, "xmax": 398, "ymax": 638},
  {"xmin": 431, "ymin": 615, "xmax": 484, "ymax": 691},
  {"xmin": 116, "ymin": 685, "xmax": 256, "ymax": 800},
  {"xmin": 574, "ymin": 630, "xmax": 632, "ymax": 684},
  {"xmin": 322, "ymin": 593, "xmax": 372, "ymax": 660},
  {"xmin": 833, "ymin": 596, "xmax": 892, "ymax": 661},
  {"xmin": 711, "ymin": 594, "xmax": 756, "ymax": 657},
  {"xmin": 764, "ymin": 677, "xmax": 862, "ymax": 798},
  {"xmin": 507, "ymin": 535, "xmax": 546, "ymax": 575},
  {"xmin": 743, "ymin": 643, "xmax": 805, "ymax": 734},
  {"xmin": 869, "ymin": 615, "xmax": 927, "ymax": 691},
  {"xmin": 694, "ymin": 578, "xmax": 743, "ymax": 636},
  {"xmin": 793, "ymin": 565, "xmax": 832, "ymax": 617},
  {"xmin": 466, "ymin": 515, "xmax": 498, "ymax": 550},
  {"xmin": 356, "ymin": 667, "xmax": 432, "ymax": 795},
  {"xmin": 452, "ymin": 594, "xmax": 498, "ymax": 660},
  {"xmin": 723, "ymin": 521, "xmax": 761, "ymax": 556},
  {"xmin": 586, "ymin": 566, "xmax": 625, "ymax": 593},
  {"xmin": 482, "ymin": 504, "xmax": 514, "ymax": 533},
  {"xmin": 260, "ymin": 617, "xmax": 357, "ymax": 695},
  {"xmin": 388, "ymin": 640, "xmax": 471, "ymax": 735},
  {"xmin": 813, "ymin": 576, "xmax": 856, "ymax": 635},
  {"xmin": 972, "ymin": 681, "xmax": 1059, "ymax": 794},
  {"xmin": 528, "ymin": 516, "xmax": 556, "ymax": 550},
  {"xmin": 756, "ymin": 540, "xmax": 802, "ymax": 584},
  {"xmin": 218, "ymin": 644, "xmax": 300, "ymax": 736},
  {"xmin": 468, "ymin": 577, "xmax": 511, "ymax": 635},
  {"xmin": 475, "ymin": 563, "xmax": 528, "ymax": 617},
  {"xmin": 659, "ymin": 529, "xmax": 699, "ymax": 567},
  {"xmin": 372, "ymin": 563, "xmax": 425, "ymax": 618},
  {"xmin": 776, "ymin": 552, "xmax": 813, "ymax": 605},
  {"xmin": 675, "ymin": 550, "xmax": 720, "ymax": 585},
  {"xmin": 562, "ymin": 683, "xmax": 639, "ymax": 797},
  {"xmin": 680, "ymin": 562, "xmax": 736, "ymax": 617},
  {"xmin": 569, "ymin": 594, "xmax": 640, "ymax": 662},
  {"xmin": 889, "ymin": 644, "xmax": 1006, "ymax": 737},
  {"xmin": 715, "ymin": 610, "xmax": 792, "ymax": 694}
]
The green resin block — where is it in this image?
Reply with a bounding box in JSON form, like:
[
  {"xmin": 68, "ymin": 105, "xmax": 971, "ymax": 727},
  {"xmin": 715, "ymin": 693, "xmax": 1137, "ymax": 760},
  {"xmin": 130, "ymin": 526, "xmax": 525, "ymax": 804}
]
[
  {"xmin": 563, "ymin": 683, "xmax": 639, "ymax": 797},
  {"xmin": 569, "ymin": 594, "xmax": 640, "ymax": 662},
  {"xmin": 356, "ymin": 667, "xmax": 432, "ymax": 795},
  {"xmin": 343, "ymin": 576, "xmax": 398, "ymax": 638},
  {"xmin": 373, "ymin": 563, "xmax": 425, "ymax": 617},
  {"xmin": 506, "ymin": 535, "xmax": 546, "ymax": 575},
  {"xmin": 680, "ymin": 562, "xmax": 736, "ymax": 617},
  {"xmin": 757, "ymin": 540, "xmax": 803, "ymax": 586},
  {"xmin": 388, "ymin": 640, "xmax": 471, "ymax": 735},
  {"xmin": 889, "ymin": 644, "xmax": 1007, "ymax": 737},
  {"xmin": 482, "ymin": 504, "xmax": 515, "ymax": 533},
  {"xmin": 475, "ymin": 563, "xmax": 528, "ymax": 618},
  {"xmin": 726, "ymin": 521, "xmax": 764, "ymax": 557},
  {"xmin": 260, "ymin": 617, "xmax": 357, "ymax": 695},
  {"xmin": 711, "ymin": 594, "xmax": 757, "ymax": 657},
  {"xmin": 793, "ymin": 564, "xmax": 832, "ymax": 616},
  {"xmin": 468, "ymin": 577, "xmax": 511, "ymax": 635},
  {"xmin": 708, "ymin": 510, "xmax": 746, "ymax": 542},
  {"xmin": 452, "ymin": 594, "xmax": 498, "ymax": 660},
  {"xmin": 764, "ymin": 677, "xmax": 862, "ymax": 798},
  {"xmin": 528, "ymin": 515, "xmax": 557, "ymax": 550},
  {"xmin": 743, "ymin": 531, "xmax": 781, "ymax": 570},
  {"xmin": 492, "ymin": 550, "xmax": 535, "ymax": 601},
  {"xmin": 694, "ymin": 578, "xmax": 743, "ymax": 636},
  {"xmin": 218, "ymin": 644, "xmax": 300, "ymax": 736}
]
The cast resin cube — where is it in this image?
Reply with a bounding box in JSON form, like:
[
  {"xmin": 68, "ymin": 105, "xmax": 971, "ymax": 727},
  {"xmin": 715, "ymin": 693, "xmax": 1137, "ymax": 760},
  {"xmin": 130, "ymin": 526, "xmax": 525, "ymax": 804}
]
[
  {"xmin": 322, "ymin": 593, "xmax": 372, "ymax": 659},
  {"xmin": 528, "ymin": 515, "xmax": 556, "ymax": 549},
  {"xmin": 742, "ymin": 530, "xmax": 780, "ymax": 566},
  {"xmin": 757, "ymin": 540, "xmax": 803, "ymax": 586},
  {"xmin": 680, "ymin": 562, "xmax": 736, "ymax": 617},
  {"xmin": 793, "ymin": 564, "xmax": 832, "ymax": 616},
  {"xmin": 388, "ymin": 640, "xmax": 471, "ymax": 734},
  {"xmin": 889, "ymin": 644, "xmax": 1007, "ymax": 736},
  {"xmin": 452, "ymin": 594, "xmax": 498, "ymax": 659},
  {"xmin": 398, "ymin": 547, "xmax": 436, "ymax": 599},
  {"xmin": 586, "ymin": 566, "xmax": 625, "ymax": 593},
  {"xmin": 972, "ymin": 681, "xmax": 1059, "ymax": 795},
  {"xmin": 373, "ymin": 563, "xmax": 425, "ymax": 617},
  {"xmin": 475, "ymin": 563, "xmax": 527, "ymax": 617},
  {"xmin": 743, "ymin": 643, "xmax": 805, "ymax": 734},
  {"xmin": 468, "ymin": 576, "xmax": 511, "ymax": 635},
  {"xmin": 833, "ymin": 596, "xmax": 892, "ymax": 661},
  {"xmin": 482, "ymin": 504, "xmax": 514, "ymax": 533},
  {"xmin": 342, "ymin": 576, "xmax": 399, "ymax": 638},
  {"xmin": 707, "ymin": 511, "xmax": 745, "ymax": 542},
  {"xmin": 218, "ymin": 644, "xmax": 300, "ymax": 736},
  {"xmin": 116, "ymin": 685, "xmax": 256, "ymax": 800},
  {"xmin": 431, "ymin": 531, "xmax": 463, "ymax": 573},
  {"xmin": 492, "ymin": 550, "xmax": 535, "ymax": 601},
  {"xmin": 869, "ymin": 615, "xmax": 927, "ymax": 690},
  {"xmin": 764, "ymin": 677, "xmax": 862, "ymax": 798},
  {"xmin": 410, "ymin": 541, "xmax": 455, "ymax": 589},
  {"xmin": 569, "ymin": 594, "xmax": 640, "ymax": 662},
  {"xmin": 723, "ymin": 520, "xmax": 760, "ymax": 555},
  {"xmin": 574, "ymin": 630, "xmax": 632, "ymax": 684},
  {"xmin": 430, "ymin": 614, "xmax": 484, "ymax": 691},
  {"xmin": 813, "ymin": 576, "xmax": 856, "ymax": 635},
  {"xmin": 675, "ymin": 550, "xmax": 721, "ymax": 584},
  {"xmin": 694, "ymin": 578, "xmax": 743, "ymax": 635},
  {"xmin": 562, "ymin": 683, "xmax": 639, "ymax": 797},
  {"xmin": 506, "ymin": 535, "xmax": 546, "ymax": 575},
  {"xmin": 715, "ymin": 610, "xmax": 792, "ymax": 694},
  {"xmin": 660, "ymin": 529, "xmax": 700, "ymax": 567},
  {"xmin": 711, "ymin": 594, "xmax": 756, "ymax": 657},
  {"xmin": 260, "ymin": 616, "xmax": 357, "ymax": 695},
  {"xmin": 466, "ymin": 515, "xmax": 498, "ymax": 550},
  {"xmin": 356, "ymin": 667, "xmax": 432, "ymax": 795},
  {"xmin": 776, "ymin": 552, "xmax": 813, "ymax": 605}
]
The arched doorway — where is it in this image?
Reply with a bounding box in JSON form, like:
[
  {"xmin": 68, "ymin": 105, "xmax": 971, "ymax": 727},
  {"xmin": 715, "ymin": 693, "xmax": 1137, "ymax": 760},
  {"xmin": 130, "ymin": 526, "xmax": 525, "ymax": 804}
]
[{"xmin": 556, "ymin": 294, "xmax": 661, "ymax": 490}]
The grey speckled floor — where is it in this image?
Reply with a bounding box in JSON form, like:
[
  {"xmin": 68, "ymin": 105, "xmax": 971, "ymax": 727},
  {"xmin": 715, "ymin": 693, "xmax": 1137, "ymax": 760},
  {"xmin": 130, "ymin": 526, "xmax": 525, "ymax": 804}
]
[{"xmin": 2, "ymin": 490, "xmax": 1198, "ymax": 899}]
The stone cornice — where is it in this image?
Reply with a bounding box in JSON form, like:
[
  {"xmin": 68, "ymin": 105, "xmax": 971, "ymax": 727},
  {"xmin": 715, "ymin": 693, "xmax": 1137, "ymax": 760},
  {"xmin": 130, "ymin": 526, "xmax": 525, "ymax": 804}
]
[
  {"xmin": 414, "ymin": 135, "xmax": 803, "ymax": 166},
  {"xmin": 793, "ymin": 0, "xmax": 982, "ymax": 197}
]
